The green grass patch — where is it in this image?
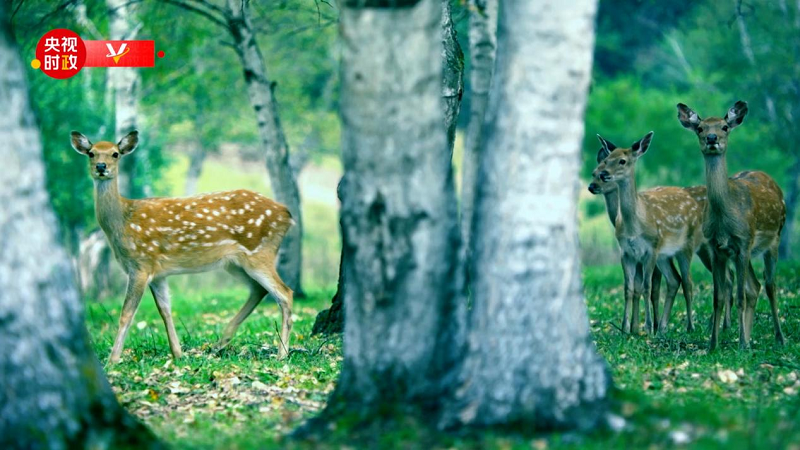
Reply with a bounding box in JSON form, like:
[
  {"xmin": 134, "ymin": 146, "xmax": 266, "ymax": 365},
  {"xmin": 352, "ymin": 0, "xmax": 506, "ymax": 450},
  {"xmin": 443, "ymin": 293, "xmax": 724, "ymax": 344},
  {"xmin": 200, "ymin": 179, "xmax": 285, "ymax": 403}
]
[{"xmin": 86, "ymin": 262, "xmax": 800, "ymax": 448}]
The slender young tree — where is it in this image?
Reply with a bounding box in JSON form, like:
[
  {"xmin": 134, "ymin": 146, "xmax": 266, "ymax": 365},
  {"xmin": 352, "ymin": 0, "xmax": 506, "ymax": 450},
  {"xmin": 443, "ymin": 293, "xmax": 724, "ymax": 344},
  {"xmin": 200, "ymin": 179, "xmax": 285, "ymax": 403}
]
[
  {"xmin": 0, "ymin": 5, "xmax": 157, "ymax": 447},
  {"xmin": 444, "ymin": 0, "xmax": 610, "ymax": 429},
  {"xmin": 160, "ymin": 0, "xmax": 304, "ymax": 294},
  {"xmin": 460, "ymin": 0, "xmax": 497, "ymax": 254},
  {"xmin": 326, "ymin": 0, "xmax": 464, "ymax": 409}
]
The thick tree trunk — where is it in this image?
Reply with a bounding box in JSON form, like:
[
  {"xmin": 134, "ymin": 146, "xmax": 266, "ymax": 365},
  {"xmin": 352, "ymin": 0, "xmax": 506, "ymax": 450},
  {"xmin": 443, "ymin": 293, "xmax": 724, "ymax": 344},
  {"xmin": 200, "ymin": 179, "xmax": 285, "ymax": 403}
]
[
  {"xmin": 444, "ymin": 0, "xmax": 610, "ymax": 430},
  {"xmin": 779, "ymin": 159, "xmax": 800, "ymax": 258},
  {"xmin": 107, "ymin": 0, "xmax": 146, "ymax": 198},
  {"xmin": 226, "ymin": 0, "xmax": 304, "ymax": 296},
  {"xmin": 329, "ymin": 0, "xmax": 463, "ymax": 410},
  {"xmin": 184, "ymin": 142, "xmax": 207, "ymax": 196},
  {"xmin": 460, "ymin": 0, "xmax": 498, "ymax": 258},
  {"xmin": 0, "ymin": 7, "xmax": 157, "ymax": 447},
  {"xmin": 312, "ymin": 0, "xmax": 465, "ymax": 336},
  {"xmin": 441, "ymin": 0, "xmax": 464, "ymax": 156}
]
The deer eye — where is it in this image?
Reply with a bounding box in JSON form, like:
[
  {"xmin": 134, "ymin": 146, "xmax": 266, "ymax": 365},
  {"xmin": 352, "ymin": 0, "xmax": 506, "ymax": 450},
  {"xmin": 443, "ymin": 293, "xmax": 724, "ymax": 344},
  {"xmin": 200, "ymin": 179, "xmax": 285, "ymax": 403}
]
[
  {"xmin": 696, "ymin": 127, "xmax": 703, "ymax": 133},
  {"xmin": 722, "ymin": 125, "xmax": 729, "ymax": 132},
  {"xmin": 619, "ymin": 159, "xmax": 626, "ymax": 166},
  {"xmin": 87, "ymin": 151, "xmax": 95, "ymax": 158},
  {"xmin": 113, "ymin": 152, "xmax": 119, "ymax": 158}
]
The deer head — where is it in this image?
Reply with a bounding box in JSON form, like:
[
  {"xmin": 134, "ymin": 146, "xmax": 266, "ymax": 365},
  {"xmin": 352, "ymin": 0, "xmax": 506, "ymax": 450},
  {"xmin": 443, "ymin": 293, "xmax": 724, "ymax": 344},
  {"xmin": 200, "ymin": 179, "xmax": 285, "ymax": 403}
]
[
  {"xmin": 677, "ymin": 101, "xmax": 748, "ymax": 156},
  {"xmin": 593, "ymin": 132, "xmax": 654, "ymax": 185},
  {"xmin": 588, "ymin": 146, "xmax": 618, "ymax": 195},
  {"xmin": 71, "ymin": 130, "xmax": 139, "ymax": 180}
]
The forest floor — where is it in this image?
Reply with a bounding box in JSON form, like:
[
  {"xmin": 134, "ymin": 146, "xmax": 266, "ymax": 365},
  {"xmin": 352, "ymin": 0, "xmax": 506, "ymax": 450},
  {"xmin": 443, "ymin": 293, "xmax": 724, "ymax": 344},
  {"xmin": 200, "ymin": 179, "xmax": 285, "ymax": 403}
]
[{"xmin": 86, "ymin": 263, "xmax": 800, "ymax": 449}]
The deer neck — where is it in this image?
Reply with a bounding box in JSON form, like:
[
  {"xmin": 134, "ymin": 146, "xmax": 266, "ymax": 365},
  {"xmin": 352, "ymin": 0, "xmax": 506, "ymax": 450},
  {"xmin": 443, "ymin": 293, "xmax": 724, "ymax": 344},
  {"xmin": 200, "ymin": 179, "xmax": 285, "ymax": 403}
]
[
  {"xmin": 94, "ymin": 178, "xmax": 129, "ymax": 247},
  {"xmin": 602, "ymin": 190, "xmax": 619, "ymax": 226},
  {"xmin": 704, "ymin": 154, "xmax": 731, "ymax": 216},
  {"xmin": 616, "ymin": 176, "xmax": 641, "ymax": 235}
]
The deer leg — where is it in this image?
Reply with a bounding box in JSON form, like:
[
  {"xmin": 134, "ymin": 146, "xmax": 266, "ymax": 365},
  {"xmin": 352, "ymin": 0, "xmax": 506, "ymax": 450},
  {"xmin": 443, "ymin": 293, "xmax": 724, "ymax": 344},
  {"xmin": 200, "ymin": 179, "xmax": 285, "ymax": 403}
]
[
  {"xmin": 651, "ymin": 266, "xmax": 663, "ymax": 333},
  {"xmin": 744, "ymin": 262, "xmax": 761, "ymax": 338},
  {"xmin": 215, "ymin": 269, "xmax": 268, "ymax": 350},
  {"xmin": 621, "ymin": 256, "xmax": 636, "ymax": 334},
  {"xmin": 657, "ymin": 258, "xmax": 681, "ymax": 336},
  {"xmin": 109, "ymin": 271, "xmax": 149, "ymax": 364},
  {"xmin": 632, "ymin": 265, "xmax": 643, "ymax": 335},
  {"xmin": 241, "ymin": 255, "xmax": 294, "ymax": 359},
  {"xmin": 709, "ymin": 258, "xmax": 728, "ymax": 351},
  {"xmin": 149, "ymin": 277, "xmax": 182, "ymax": 360},
  {"xmin": 641, "ymin": 256, "xmax": 658, "ymax": 335},
  {"xmin": 734, "ymin": 254, "xmax": 750, "ymax": 350},
  {"xmin": 676, "ymin": 251, "xmax": 695, "ymax": 333},
  {"xmin": 764, "ymin": 248, "xmax": 785, "ymax": 345}
]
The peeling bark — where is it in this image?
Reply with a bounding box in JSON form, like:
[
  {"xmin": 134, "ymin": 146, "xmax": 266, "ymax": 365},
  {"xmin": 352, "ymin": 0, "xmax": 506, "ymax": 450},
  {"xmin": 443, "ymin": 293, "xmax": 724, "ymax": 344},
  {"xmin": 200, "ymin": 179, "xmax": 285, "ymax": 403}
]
[
  {"xmin": 460, "ymin": 0, "xmax": 497, "ymax": 259},
  {"xmin": 0, "ymin": 6, "xmax": 157, "ymax": 447},
  {"xmin": 441, "ymin": 0, "xmax": 464, "ymax": 156},
  {"xmin": 443, "ymin": 0, "xmax": 610, "ymax": 430}
]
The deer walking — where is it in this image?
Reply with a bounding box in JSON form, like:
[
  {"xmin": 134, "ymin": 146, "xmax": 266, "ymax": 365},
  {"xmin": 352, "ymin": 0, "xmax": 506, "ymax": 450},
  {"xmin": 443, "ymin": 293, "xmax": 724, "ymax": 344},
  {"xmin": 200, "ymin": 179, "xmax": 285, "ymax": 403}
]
[
  {"xmin": 677, "ymin": 101, "xmax": 786, "ymax": 350},
  {"xmin": 593, "ymin": 132, "xmax": 705, "ymax": 335},
  {"xmin": 71, "ymin": 131, "xmax": 294, "ymax": 364}
]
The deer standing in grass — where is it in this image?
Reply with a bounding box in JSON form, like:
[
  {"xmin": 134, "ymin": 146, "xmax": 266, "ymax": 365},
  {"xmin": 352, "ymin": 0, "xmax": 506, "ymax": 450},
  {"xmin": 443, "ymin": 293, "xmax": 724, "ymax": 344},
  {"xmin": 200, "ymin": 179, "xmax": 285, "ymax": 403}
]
[
  {"xmin": 594, "ymin": 132, "xmax": 705, "ymax": 334},
  {"xmin": 71, "ymin": 131, "xmax": 294, "ymax": 364},
  {"xmin": 677, "ymin": 101, "xmax": 786, "ymax": 350},
  {"xmin": 590, "ymin": 148, "xmax": 736, "ymax": 335}
]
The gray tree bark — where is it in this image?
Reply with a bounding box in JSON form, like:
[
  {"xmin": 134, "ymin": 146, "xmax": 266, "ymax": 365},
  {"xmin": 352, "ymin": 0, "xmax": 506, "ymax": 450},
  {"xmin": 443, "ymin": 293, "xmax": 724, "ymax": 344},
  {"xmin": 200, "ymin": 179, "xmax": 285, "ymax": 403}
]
[
  {"xmin": 107, "ymin": 0, "xmax": 146, "ymax": 198},
  {"xmin": 444, "ymin": 0, "xmax": 610, "ymax": 429},
  {"xmin": 330, "ymin": 0, "xmax": 464, "ymax": 409},
  {"xmin": 460, "ymin": 0, "xmax": 497, "ymax": 259},
  {"xmin": 0, "ymin": 6, "xmax": 156, "ymax": 447},
  {"xmin": 441, "ymin": 0, "xmax": 464, "ymax": 155},
  {"xmin": 225, "ymin": 0, "xmax": 304, "ymax": 296}
]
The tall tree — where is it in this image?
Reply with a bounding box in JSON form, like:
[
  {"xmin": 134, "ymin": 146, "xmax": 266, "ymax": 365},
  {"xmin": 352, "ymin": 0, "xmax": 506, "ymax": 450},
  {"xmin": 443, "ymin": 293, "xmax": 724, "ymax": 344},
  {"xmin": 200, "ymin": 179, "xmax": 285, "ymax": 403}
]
[
  {"xmin": 312, "ymin": 0, "xmax": 464, "ymax": 335},
  {"xmin": 161, "ymin": 0, "xmax": 305, "ymax": 294},
  {"xmin": 327, "ymin": 0, "xmax": 463, "ymax": 409},
  {"xmin": 107, "ymin": 0, "xmax": 146, "ymax": 198},
  {"xmin": 444, "ymin": 0, "xmax": 610, "ymax": 428},
  {"xmin": 0, "ymin": 4, "xmax": 156, "ymax": 447},
  {"xmin": 460, "ymin": 0, "xmax": 497, "ymax": 259}
]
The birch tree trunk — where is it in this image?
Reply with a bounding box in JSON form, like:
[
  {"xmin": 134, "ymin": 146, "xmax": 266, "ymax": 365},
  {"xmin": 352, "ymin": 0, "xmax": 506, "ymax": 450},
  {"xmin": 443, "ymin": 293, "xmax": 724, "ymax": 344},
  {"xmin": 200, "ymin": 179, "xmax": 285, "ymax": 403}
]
[
  {"xmin": 226, "ymin": 0, "xmax": 304, "ymax": 295},
  {"xmin": 184, "ymin": 142, "xmax": 207, "ymax": 196},
  {"xmin": 444, "ymin": 0, "xmax": 610, "ymax": 429},
  {"xmin": 460, "ymin": 0, "xmax": 497, "ymax": 258},
  {"xmin": 107, "ymin": 0, "xmax": 145, "ymax": 198},
  {"xmin": 0, "ymin": 6, "xmax": 156, "ymax": 446},
  {"xmin": 328, "ymin": 0, "xmax": 464, "ymax": 410},
  {"xmin": 312, "ymin": 0, "xmax": 465, "ymax": 337}
]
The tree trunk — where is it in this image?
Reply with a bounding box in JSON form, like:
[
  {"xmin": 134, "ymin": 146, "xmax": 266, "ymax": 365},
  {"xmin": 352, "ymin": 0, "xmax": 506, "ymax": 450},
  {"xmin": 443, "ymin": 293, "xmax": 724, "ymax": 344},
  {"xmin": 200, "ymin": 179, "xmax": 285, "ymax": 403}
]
[
  {"xmin": 328, "ymin": 0, "xmax": 463, "ymax": 410},
  {"xmin": 460, "ymin": 0, "xmax": 498, "ymax": 259},
  {"xmin": 312, "ymin": 0, "xmax": 465, "ymax": 336},
  {"xmin": 107, "ymin": 0, "xmax": 146, "ymax": 198},
  {"xmin": 184, "ymin": 142, "xmax": 207, "ymax": 196},
  {"xmin": 0, "ymin": 6, "xmax": 157, "ymax": 447},
  {"xmin": 779, "ymin": 159, "xmax": 800, "ymax": 258},
  {"xmin": 441, "ymin": 0, "xmax": 464, "ymax": 156},
  {"xmin": 444, "ymin": 0, "xmax": 610, "ymax": 430},
  {"xmin": 226, "ymin": 0, "xmax": 304, "ymax": 296}
]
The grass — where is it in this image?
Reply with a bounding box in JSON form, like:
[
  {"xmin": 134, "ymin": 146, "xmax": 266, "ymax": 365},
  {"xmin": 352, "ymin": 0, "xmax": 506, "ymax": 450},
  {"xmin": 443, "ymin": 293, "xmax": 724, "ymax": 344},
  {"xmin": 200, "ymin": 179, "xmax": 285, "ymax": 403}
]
[{"xmin": 85, "ymin": 262, "xmax": 800, "ymax": 449}]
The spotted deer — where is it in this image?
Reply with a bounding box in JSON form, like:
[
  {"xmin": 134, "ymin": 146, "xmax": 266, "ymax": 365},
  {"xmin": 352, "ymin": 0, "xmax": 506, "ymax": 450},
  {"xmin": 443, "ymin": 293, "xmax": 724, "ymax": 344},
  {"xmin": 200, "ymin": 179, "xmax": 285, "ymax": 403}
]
[
  {"xmin": 594, "ymin": 132, "xmax": 705, "ymax": 335},
  {"xmin": 677, "ymin": 101, "xmax": 786, "ymax": 350},
  {"xmin": 71, "ymin": 131, "xmax": 294, "ymax": 364}
]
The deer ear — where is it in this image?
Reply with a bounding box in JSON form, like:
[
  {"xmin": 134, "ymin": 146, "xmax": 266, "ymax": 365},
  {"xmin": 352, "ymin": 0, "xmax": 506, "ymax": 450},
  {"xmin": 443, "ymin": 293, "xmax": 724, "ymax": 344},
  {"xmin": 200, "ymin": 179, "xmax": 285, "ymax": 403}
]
[
  {"xmin": 117, "ymin": 130, "xmax": 139, "ymax": 155},
  {"xmin": 70, "ymin": 131, "xmax": 93, "ymax": 155},
  {"xmin": 596, "ymin": 147, "xmax": 610, "ymax": 163},
  {"xmin": 677, "ymin": 103, "xmax": 700, "ymax": 130},
  {"xmin": 725, "ymin": 100, "xmax": 748, "ymax": 129},
  {"xmin": 596, "ymin": 134, "xmax": 617, "ymax": 156},
  {"xmin": 631, "ymin": 131, "xmax": 654, "ymax": 157}
]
